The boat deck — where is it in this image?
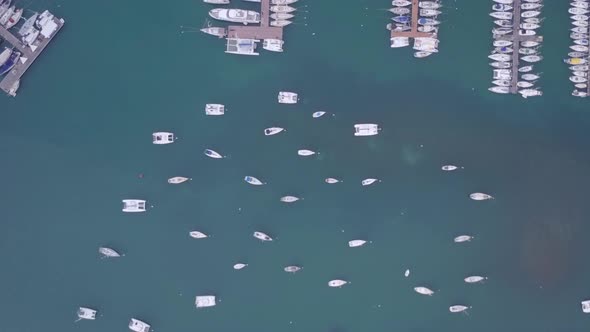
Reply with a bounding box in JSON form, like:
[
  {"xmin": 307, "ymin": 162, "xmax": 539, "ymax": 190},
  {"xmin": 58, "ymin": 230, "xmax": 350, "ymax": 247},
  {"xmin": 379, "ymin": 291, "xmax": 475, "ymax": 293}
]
[
  {"xmin": 390, "ymin": 0, "xmax": 435, "ymax": 39},
  {"xmin": 0, "ymin": 14, "xmax": 65, "ymax": 96},
  {"xmin": 226, "ymin": 0, "xmax": 284, "ymax": 40}
]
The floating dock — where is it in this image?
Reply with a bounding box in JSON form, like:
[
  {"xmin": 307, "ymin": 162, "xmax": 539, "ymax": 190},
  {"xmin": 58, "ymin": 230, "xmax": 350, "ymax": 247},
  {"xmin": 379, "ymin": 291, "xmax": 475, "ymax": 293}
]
[
  {"xmin": 226, "ymin": 0, "xmax": 283, "ymax": 40},
  {"xmin": 0, "ymin": 12, "xmax": 65, "ymax": 97},
  {"xmin": 390, "ymin": 0, "xmax": 435, "ymax": 39}
]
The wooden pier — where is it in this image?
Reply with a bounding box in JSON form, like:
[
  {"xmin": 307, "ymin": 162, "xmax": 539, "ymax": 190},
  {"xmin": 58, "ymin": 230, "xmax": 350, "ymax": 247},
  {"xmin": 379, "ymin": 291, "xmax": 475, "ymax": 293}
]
[
  {"xmin": 226, "ymin": 0, "xmax": 283, "ymax": 40},
  {"xmin": 390, "ymin": 0, "xmax": 434, "ymax": 39},
  {"xmin": 0, "ymin": 13, "xmax": 65, "ymax": 96}
]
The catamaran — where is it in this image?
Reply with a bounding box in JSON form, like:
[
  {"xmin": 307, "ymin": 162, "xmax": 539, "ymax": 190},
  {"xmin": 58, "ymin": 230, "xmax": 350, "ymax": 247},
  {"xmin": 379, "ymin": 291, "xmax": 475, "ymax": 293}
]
[
  {"xmin": 152, "ymin": 132, "xmax": 175, "ymax": 144},
  {"xmin": 195, "ymin": 295, "xmax": 217, "ymax": 308},
  {"xmin": 76, "ymin": 307, "xmax": 97, "ymax": 321},
  {"xmin": 122, "ymin": 199, "xmax": 146, "ymax": 213},
  {"xmin": 278, "ymin": 91, "xmax": 298, "ymax": 104},
  {"xmin": 129, "ymin": 318, "xmax": 150, "ymax": 332},
  {"xmin": 205, "ymin": 103, "xmax": 225, "ymax": 115}
]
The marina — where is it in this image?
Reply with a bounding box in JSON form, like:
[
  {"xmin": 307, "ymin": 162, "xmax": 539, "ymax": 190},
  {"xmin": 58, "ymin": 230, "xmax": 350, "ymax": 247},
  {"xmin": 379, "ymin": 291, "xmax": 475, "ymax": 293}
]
[
  {"xmin": 389, "ymin": 0, "xmax": 440, "ymax": 57},
  {"xmin": 0, "ymin": 10, "xmax": 64, "ymax": 96}
]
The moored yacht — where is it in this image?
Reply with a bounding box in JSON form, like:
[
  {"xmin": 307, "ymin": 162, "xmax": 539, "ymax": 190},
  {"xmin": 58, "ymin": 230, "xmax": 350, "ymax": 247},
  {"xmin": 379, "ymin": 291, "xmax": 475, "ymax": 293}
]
[
  {"xmin": 0, "ymin": 50, "xmax": 19, "ymax": 75},
  {"xmin": 270, "ymin": 12, "xmax": 293, "ymax": 19},
  {"xmin": 490, "ymin": 61, "xmax": 511, "ymax": 69},
  {"xmin": 263, "ymin": 38, "xmax": 284, "ymax": 52},
  {"xmin": 122, "ymin": 199, "xmax": 146, "ymax": 213},
  {"xmin": 129, "ymin": 318, "xmax": 150, "ymax": 332},
  {"xmin": 5, "ymin": 7, "xmax": 22, "ymax": 29},
  {"xmin": 270, "ymin": 20, "xmax": 291, "ymax": 27},
  {"xmin": 519, "ymin": 88, "xmax": 543, "ymax": 98},
  {"xmin": 522, "ymin": 73, "xmax": 540, "ymax": 80},
  {"xmin": 203, "ymin": 0, "xmax": 230, "ymax": 3},
  {"xmin": 419, "ymin": 1, "xmax": 441, "ymax": 9},
  {"xmin": 0, "ymin": 47, "xmax": 12, "ymax": 66},
  {"xmin": 253, "ymin": 231, "xmax": 273, "ymax": 241},
  {"xmin": 270, "ymin": 5, "xmax": 295, "ymax": 13},
  {"xmin": 390, "ymin": 36, "xmax": 409, "ymax": 48},
  {"xmin": 201, "ymin": 26, "xmax": 227, "ymax": 38},
  {"xmin": 392, "ymin": 0, "xmax": 411, "ymax": 5},
  {"xmin": 414, "ymin": 286, "xmax": 434, "ymax": 295},
  {"xmin": 209, "ymin": 8, "xmax": 260, "ymax": 24},
  {"xmin": 271, "ymin": 0, "xmax": 298, "ymax": 4}
]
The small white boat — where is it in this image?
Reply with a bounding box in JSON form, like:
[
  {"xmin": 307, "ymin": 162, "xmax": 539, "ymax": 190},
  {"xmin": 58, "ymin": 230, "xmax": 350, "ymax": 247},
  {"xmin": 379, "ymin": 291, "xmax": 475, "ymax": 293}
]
[
  {"xmin": 312, "ymin": 111, "xmax": 326, "ymax": 118},
  {"xmin": 581, "ymin": 300, "xmax": 590, "ymax": 313},
  {"xmin": 354, "ymin": 123, "xmax": 380, "ymax": 136},
  {"xmin": 205, "ymin": 103, "xmax": 225, "ymax": 115},
  {"xmin": 233, "ymin": 263, "xmax": 247, "ymax": 270},
  {"xmin": 490, "ymin": 11, "xmax": 512, "ymax": 19},
  {"xmin": 494, "ymin": 19, "xmax": 513, "ymax": 27},
  {"xmin": 204, "ymin": 0, "xmax": 230, "ymax": 3},
  {"xmin": 361, "ymin": 178, "xmax": 379, "ymax": 186},
  {"xmin": 523, "ymin": 17, "xmax": 541, "ymax": 24},
  {"xmin": 464, "ymin": 276, "xmax": 487, "ymax": 283},
  {"xmin": 575, "ymin": 83, "xmax": 588, "ymax": 88},
  {"xmin": 391, "ymin": 0, "xmax": 411, "ymax": 6},
  {"xmin": 270, "ymin": 13, "xmax": 294, "ymax": 20},
  {"xmin": 493, "ymin": 69, "xmax": 511, "ymax": 80},
  {"xmin": 270, "ymin": 5, "xmax": 295, "ymax": 13},
  {"xmin": 263, "ymin": 38, "xmax": 284, "ymax": 52},
  {"xmin": 419, "ymin": 1, "xmax": 441, "ymax": 9},
  {"xmin": 522, "ymin": 73, "xmax": 540, "ymax": 81},
  {"xmin": 489, "ymin": 86, "xmax": 510, "ymax": 94},
  {"xmin": 442, "ymin": 165, "xmax": 458, "ymax": 171},
  {"xmin": 278, "ymin": 91, "xmax": 298, "ymax": 104},
  {"xmin": 152, "ymin": 132, "xmax": 175, "ymax": 144},
  {"xmin": 521, "ymin": 10, "xmax": 540, "ymax": 18},
  {"xmin": 390, "ymin": 36, "xmax": 410, "ymax": 48},
  {"xmin": 200, "ymin": 26, "xmax": 227, "ymax": 38},
  {"xmin": 404, "ymin": 269, "xmax": 410, "ymax": 277},
  {"xmin": 190, "ymin": 231, "xmax": 208, "ymax": 239},
  {"xmin": 570, "ymin": 75, "xmax": 587, "ymax": 83},
  {"xmin": 572, "ymin": 1, "xmax": 590, "ymax": 9},
  {"xmin": 298, "ymin": 149, "xmax": 316, "ymax": 156},
  {"xmin": 521, "ymin": 40, "xmax": 539, "ymax": 47},
  {"xmin": 492, "ymin": 79, "xmax": 510, "ymax": 87},
  {"xmin": 280, "ymin": 195, "xmax": 300, "ymax": 203},
  {"xmin": 519, "ymin": 47, "xmax": 537, "ymax": 55},
  {"xmin": 325, "ymin": 178, "xmax": 341, "ymax": 184},
  {"xmin": 195, "ymin": 295, "xmax": 216, "ymax": 308},
  {"xmin": 420, "ymin": 9, "xmax": 441, "ymax": 17},
  {"xmin": 517, "ymin": 81, "xmax": 534, "ymax": 88},
  {"xmin": 129, "ymin": 318, "xmax": 151, "ymax": 332},
  {"xmin": 168, "ymin": 176, "xmax": 190, "ymax": 184},
  {"xmin": 571, "ymin": 14, "xmax": 589, "ymax": 21},
  {"xmin": 328, "ymin": 279, "xmax": 348, "ymax": 287},
  {"xmin": 493, "ymin": 40, "xmax": 512, "ymax": 47},
  {"xmin": 570, "ymin": 7, "xmax": 589, "ymax": 15},
  {"xmin": 271, "ymin": 0, "xmax": 297, "ymax": 4},
  {"xmin": 414, "ymin": 286, "xmax": 434, "ymax": 296},
  {"xmin": 521, "ymin": 55, "xmax": 542, "ymax": 63},
  {"xmin": 571, "ymin": 44, "xmax": 589, "ymax": 52},
  {"xmin": 469, "ymin": 192, "xmax": 494, "ymax": 201},
  {"xmin": 209, "ymin": 8, "xmax": 260, "ymax": 24},
  {"xmin": 519, "ymin": 29, "xmax": 536, "ymax": 36},
  {"xmin": 521, "ymin": 2, "xmax": 542, "ymax": 9},
  {"xmin": 264, "ymin": 127, "xmax": 285, "ymax": 136},
  {"xmin": 454, "ymin": 235, "xmax": 473, "ymax": 243},
  {"xmin": 99, "ymin": 247, "xmax": 121, "ymax": 257},
  {"xmin": 270, "ymin": 20, "xmax": 292, "ymax": 27},
  {"xmin": 244, "ymin": 176, "xmax": 264, "ymax": 185},
  {"xmin": 449, "ymin": 305, "xmax": 470, "ymax": 313},
  {"xmin": 488, "ymin": 53, "xmax": 511, "ymax": 62},
  {"xmin": 414, "ymin": 51, "xmax": 433, "ymax": 58},
  {"xmin": 76, "ymin": 307, "xmax": 97, "ymax": 321},
  {"xmin": 253, "ymin": 231, "xmax": 273, "ymax": 241},
  {"xmin": 493, "ymin": 0, "xmax": 512, "ymax": 4},
  {"xmin": 284, "ymin": 265, "xmax": 302, "ymax": 272},
  {"xmin": 492, "ymin": 3, "xmax": 512, "ymax": 11},
  {"xmin": 573, "ymin": 90, "xmax": 588, "ymax": 97},
  {"xmin": 348, "ymin": 240, "xmax": 367, "ymax": 247},
  {"xmin": 520, "ymin": 23, "xmax": 539, "ymax": 30},
  {"xmin": 490, "ymin": 61, "xmax": 511, "ymax": 69},
  {"xmin": 390, "ymin": 7, "xmax": 410, "ymax": 15},
  {"xmin": 495, "ymin": 46, "xmax": 513, "ymax": 54},
  {"xmin": 571, "ymin": 65, "xmax": 590, "ymax": 71},
  {"xmin": 204, "ymin": 149, "xmax": 223, "ymax": 158},
  {"xmin": 122, "ymin": 199, "xmax": 146, "ymax": 213}
]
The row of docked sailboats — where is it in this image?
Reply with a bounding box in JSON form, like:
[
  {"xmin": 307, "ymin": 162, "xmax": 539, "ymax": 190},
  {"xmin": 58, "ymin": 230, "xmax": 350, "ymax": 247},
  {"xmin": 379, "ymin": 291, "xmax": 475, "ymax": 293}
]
[
  {"xmin": 564, "ymin": 0, "xmax": 590, "ymax": 97},
  {"xmin": 488, "ymin": 0, "xmax": 543, "ymax": 98},
  {"xmin": 387, "ymin": 1, "xmax": 441, "ymax": 58}
]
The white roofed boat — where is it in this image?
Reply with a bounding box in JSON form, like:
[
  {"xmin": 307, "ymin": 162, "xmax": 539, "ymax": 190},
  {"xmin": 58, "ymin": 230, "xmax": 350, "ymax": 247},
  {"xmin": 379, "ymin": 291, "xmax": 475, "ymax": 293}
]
[
  {"xmin": 464, "ymin": 276, "xmax": 487, "ymax": 283},
  {"xmin": 328, "ymin": 279, "xmax": 348, "ymax": 287},
  {"xmin": 152, "ymin": 132, "xmax": 175, "ymax": 144},
  {"xmin": 204, "ymin": 149, "xmax": 224, "ymax": 158},
  {"xmin": 253, "ymin": 231, "xmax": 273, "ymax": 241},
  {"xmin": 129, "ymin": 318, "xmax": 150, "ymax": 332},
  {"xmin": 519, "ymin": 89, "xmax": 543, "ymax": 98},
  {"xmin": 298, "ymin": 149, "xmax": 315, "ymax": 156},
  {"xmin": 244, "ymin": 176, "xmax": 264, "ymax": 185},
  {"xmin": 270, "ymin": 20, "xmax": 291, "ymax": 27},
  {"xmin": 195, "ymin": 295, "xmax": 216, "ymax": 308},
  {"xmin": 284, "ymin": 265, "xmax": 301, "ymax": 272},
  {"xmin": 122, "ymin": 199, "xmax": 146, "ymax": 212},
  {"xmin": 449, "ymin": 305, "xmax": 470, "ymax": 313},
  {"xmin": 325, "ymin": 178, "xmax": 341, "ymax": 184},
  {"xmin": 280, "ymin": 195, "xmax": 300, "ymax": 203},
  {"xmin": 392, "ymin": 0, "xmax": 411, "ymax": 5},
  {"xmin": 76, "ymin": 307, "xmax": 97, "ymax": 321},
  {"xmin": 419, "ymin": 1, "xmax": 441, "ymax": 9},
  {"xmin": 168, "ymin": 176, "xmax": 190, "ymax": 184},
  {"xmin": 270, "ymin": 5, "xmax": 295, "ymax": 13},
  {"xmin": 263, "ymin": 38, "xmax": 284, "ymax": 52},
  {"xmin": 270, "ymin": 13, "xmax": 293, "ymax": 19},
  {"xmin": 190, "ymin": 231, "xmax": 208, "ymax": 239},
  {"xmin": 414, "ymin": 286, "xmax": 434, "ymax": 295},
  {"xmin": 0, "ymin": 47, "xmax": 11, "ymax": 65},
  {"xmin": 390, "ymin": 36, "xmax": 410, "ymax": 48},
  {"xmin": 5, "ymin": 7, "xmax": 22, "ymax": 29},
  {"xmin": 348, "ymin": 239, "xmax": 367, "ymax": 247},
  {"xmin": 99, "ymin": 247, "xmax": 121, "ymax": 257},
  {"xmin": 354, "ymin": 123, "xmax": 380, "ymax": 136},
  {"xmin": 581, "ymin": 300, "xmax": 590, "ymax": 313},
  {"xmin": 454, "ymin": 235, "xmax": 473, "ymax": 243},
  {"xmin": 405, "ymin": 269, "xmax": 410, "ymax": 277},
  {"xmin": 442, "ymin": 165, "xmax": 458, "ymax": 171},
  {"xmin": 264, "ymin": 127, "xmax": 285, "ymax": 136},
  {"xmin": 205, "ymin": 103, "xmax": 225, "ymax": 115},
  {"xmin": 209, "ymin": 8, "xmax": 260, "ymax": 24},
  {"xmin": 271, "ymin": 0, "xmax": 297, "ymax": 4},
  {"xmin": 312, "ymin": 111, "xmax": 326, "ymax": 118},
  {"xmin": 278, "ymin": 91, "xmax": 298, "ymax": 104},
  {"xmin": 233, "ymin": 263, "xmax": 247, "ymax": 270},
  {"xmin": 204, "ymin": 0, "xmax": 230, "ymax": 3},
  {"xmin": 469, "ymin": 192, "xmax": 493, "ymax": 200},
  {"xmin": 361, "ymin": 178, "xmax": 379, "ymax": 186}
]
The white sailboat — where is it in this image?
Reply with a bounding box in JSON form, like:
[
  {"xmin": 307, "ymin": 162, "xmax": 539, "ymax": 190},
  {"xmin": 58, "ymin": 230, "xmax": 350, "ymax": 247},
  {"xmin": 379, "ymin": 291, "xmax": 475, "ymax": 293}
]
[
  {"xmin": 270, "ymin": 5, "xmax": 296, "ymax": 13},
  {"xmin": 469, "ymin": 192, "xmax": 494, "ymax": 200},
  {"xmin": 361, "ymin": 178, "xmax": 379, "ymax": 186},
  {"xmin": 190, "ymin": 231, "xmax": 208, "ymax": 239},
  {"xmin": 414, "ymin": 286, "xmax": 434, "ymax": 295},
  {"xmin": 441, "ymin": 165, "xmax": 458, "ymax": 171},
  {"xmin": 244, "ymin": 176, "xmax": 264, "ymax": 185},
  {"xmin": 280, "ymin": 195, "xmax": 300, "ymax": 203},
  {"xmin": 312, "ymin": 111, "xmax": 326, "ymax": 118},
  {"xmin": 99, "ymin": 247, "xmax": 122, "ymax": 258},
  {"xmin": 264, "ymin": 127, "xmax": 285, "ymax": 136},
  {"xmin": 233, "ymin": 263, "xmax": 248, "ymax": 270},
  {"xmin": 168, "ymin": 176, "xmax": 191, "ymax": 184},
  {"xmin": 328, "ymin": 279, "xmax": 348, "ymax": 287},
  {"xmin": 449, "ymin": 305, "xmax": 470, "ymax": 313},
  {"xmin": 204, "ymin": 149, "xmax": 224, "ymax": 158},
  {"xmin": 454, "ymin": 235, "xmax": 473, "ymax": 243},
  {"xmin": 253, "ymin": 231, "xmax": 273, "ymax": 241},
  {"xmin": 464, "ymin": 276, "xmax": 487, "ymax": 283},
  {"xmin": 298, "ymin": 149, "xmax": 316, "ymax": 156},
  {"xmin": 325, "ymin": 178, "xmax": 341, "ymax": 184},
  {"xmin": 284, "ymin": 265, "xmax": 302, "ymax": 273},
  {"xmin": 348, "ymin": 240, "xmax": 367, "ymax": 247}
]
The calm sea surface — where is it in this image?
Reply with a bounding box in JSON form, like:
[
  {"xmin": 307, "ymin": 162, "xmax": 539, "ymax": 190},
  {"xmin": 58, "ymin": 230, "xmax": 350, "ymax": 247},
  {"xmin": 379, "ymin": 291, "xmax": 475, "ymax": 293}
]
[{"xmin": 1, "ymin": 0, "xmax": 590, "ymax": 331}]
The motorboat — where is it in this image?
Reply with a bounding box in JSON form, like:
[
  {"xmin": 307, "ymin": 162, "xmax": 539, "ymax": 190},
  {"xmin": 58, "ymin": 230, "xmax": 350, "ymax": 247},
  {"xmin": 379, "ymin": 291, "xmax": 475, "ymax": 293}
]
[
  {"xmin": 122, "ymin": 199, "xmax": 146, "ymax": 212},
  {"xmin": 490, "ymin": 61, "xmax": 511, "ymax": 69},
  {"xmin": 521, "ymin": 40, "xmax": 539, "ymax": 47},
  {"xmin": 233, "ymin": 263, "xmax": 247, "ymax": 269},
  {"xmin": 489, "ymin": 86, "xmax": 510, "ymax": 94},
  {"xmin": 253, "ymin": 231, "xmax": 273, "ymax": 241},
  {"xmin": 523, "ymin": 17, "xmax": 541, "ymax": 24},
  {"xmin": 419, "ymin": 1, "xmax": 441, "ymax": 9},
  {"xmin": 0, "ymin": 5, "xmax": 14, "ymax": 26},
  {"xmin": 521, "ymin": 55, "xmax": 542, "ymax": 63},
  {"xmin": 575, "ymin": 83, "xmax": 588, "ymax": 88},
  {"xmin": 581, "ymin": 300, "xmax": 590, "ymax": 313},
  {"xmin": 454, "ymin": 235, "xmax": 473, "ymax": 243},
  {"xmin": 414, "ymin": 287, "xmax": 434, "ymax": 296},
  {"xmin": 570, "ymin": 64, "xmax": 589, "ymax": 71},
  {"xmin": 361, "ymin": 178, "xmax": 379, "ymax": 186},
  {"xmin": 573, "ymin": 20, "xmax": 589, "ymax": 27},
  {"xmin": 519, "ymin": 47, "xmax": 537, "ymax": 55},
  {"xmin": 152, "ymin": 132, "xmax": 175, "ymax": 144},
  {"xmin": 519, "ymin": 29, "xmax": 536, "ymax": 36},
  {"xmin": 570, "ymin": 7, "xmax": 589, "ymax": 15},
  {"xmin": 522, "ymin": 73, "xmax": 540, "ymax": 80},
  {"xmin": 195, "ymin": 295, "xmax": 216, "ymax": 308},
  {"xmin": 414, "ymin": 51, "xmax": 433, "ymax": 58},
  {"xmin": 405, "ymin": 269, "xmax": 410, "ymax": 277},
  {"xmin": 0, "ymin": 47, "xmax": 11, "ymax": 66},
  {"xmin": 354, "ymin": 123, "xmax": 380, "ymax": 136},
  {"xmin": 392, "ymin": 15, "xmax": 410, "ymax": 24},
  {"xmin": 564, "ymin": 57, "xmax": 587, "ymax": 65},
  {"xmin": 263, "ymin": 38, "xmax": 284, "ymax": 52},
  {"xmin": 270, "ymin": 20, "xmax": 292, "ymax": 27},
  {"xmin": 200, "ymin": 26, "xmax": 226, "ymax": 38},
  {"xmin": 574, "ymin": 38, "xmax": 589, "ymax": 45},
  {"xmin": 464, "ymin": 276, "xmax": 487, "ymax": 283},
  {"xmin": 492, "ymin": 3, "xmax": 512, "ymax": 11},
  {"xmin": 570, "ymin": 75, "xmax": 587, "ymax": 83},
  {"xmin": 442, "ymin": 165, "xmax": 458, "ymax": 171},
  {"xmin": 392, "ymin": 0, "xmax": 411, "ymax": 5},
  {"xmin": 270, "ymin": 5, "xmax": 295, "ymax": 13},
  {"xmin": 278, "ymin": 91, "xmax": 298, "ymax": 104},
  {"xmin": 271, "ymin": 0, "xmax": 297, "ymax": 4},
  {"xmin": 204, "ymin": 0, "xmax": 230, "ymax": 3},
  {"xmin": 573, "ymin": 71, "xmax": 587, "ymax": 77},
  {"xmin": 521, "ymin": 10, "xmax": 540, "ymax": 18},
  {"xmin": 420, "ymin": 9, "xmax": 441, "ymax": 17},
  {"xmin": 0, "ymin": 50, "xmax": 18, "ymax": 75},
  {"xmin": 390, "ymin": 7, "xmax": 410, "ymax": 15},
  {"xmin": 270, "ymin": 12, "xmax": 293, "ymax": 20},
  {"xmin": 129, "ymin": 318, "xmax": 150, "ymax": 332},
  {"xmin": 417, "ymin": 18, "xmax": 440, "ymax": 25},
  {"xmin": 573, "ymin": 89, "xmax": 588, "ymax": 97},
  {"xmin": 519, "ymin": 65, "xmax": 532, "ymax": 72},
  {"xmin": 5, "ymin": 7, "xmax": 21, "ymax": 29},
  {"xmin": 348, "ymin": 240, "xmax": 367, "ymax": 247},
  {"xmin": 312, "ymin": 111, "xmax": 326, "ymax": 118},
  {"xmin": 244, "ymin": 176, "xmax": 264, "ymax": 185},
  {"xmin": 572, "ymin": 26, "xmax": 589, "ymax": 34},
  {"xmin": 168, "ymin": 176, "xmax": 190, "ymax": 184},
  {"xmin": 572, "ymin": 1, "xmax": 590, "ymax": 9},
  {"xmin": 493, "ymin": 0, "xmax": 513, "ymax": 4},
  {"xmin": 284, "ymin": 265, "xmax": 302, "ymax": 273},
  {"xmin": 494, "ymin": 19, "xmax": 513, "ymax": 27},
  {"xmin": 571, "ymin": 14, "xmax": 589, "ymax": 21},
  {"xmin": 571, "ymin": 44, "xmax": 589, "ymax": 52},
  {"xmin": 488, "ymin": 53, "xmax": 511, "ymax": 61},
  {"xmin": 264, "ymin": 127, "xmax": 285, "ymax": 136},
  {"xmin": 390, "ymin": 36, "xmax": 410, "ymax": 48},
  {"xmin": 520, "ymin": 23, "xmax": 539, "ymax": 30},
  {"xmin": 280, "ymin": 195, "xmax": 300, "ymax": 203},
  {"xmin": 209, "ymin": 8, "xmax": 260, "ymax": 24},
  {"xmin": 493, "ymin": 28, "xmax": 512, "ymax": 35},
  {"xmin": 298, "ymin": 149, "xmax": 316, "ymax": 156},
  {"xmin": 328, "ymin": 279, "xmax": 348, "ymax": 287},
  {"xmin": 99, "ymin": 247, "xmax": 121, "ymax": 257},
  {"xmin": 493, "ymin": 40, "xmax": 512, "ymax": 47},
  {"xmin": 517, "ymin": 81, "xmax": 534, "ymax": 88},
  {"xmin": 490, "ymin": 11, "xmax": 512, "ymax": 19},
  {"xmin": 449, "ymin": 305, "xmax": 470, "ymax": 313},
  {"xmin": 325, "ymin": 178, "xmax": 341, "ymax": 184},
  {"xmin": 205, "ymin": 103, "xmax": 225, "ymax": 115},
  {"xmin": 76, "ymin": 307, "xmax": 97, "ymax": 321},
  {"xmin": 492, "ymin": 79, "xmax": 510, "ymax": 87},
  {"xmin": 571, "ymin": 32, "xmax": 589, "ymax": 39},
  {"xmin": 190, "ymin": 231, "xmax": 208, "ymax": 239},
  {"xmin": 469, "ymin": 192, "xmax": 493, "ymax": 200},
  {"xmin": 521, "ymin": 3, "xmax": 542, "ymax": 9},
  {"xmin": 204, "ymin": 149, "xmax": 224, "ymax": 158},
  {"xmin": 495, "ymin": 46, "xmax": 513, "ymax": 53}
]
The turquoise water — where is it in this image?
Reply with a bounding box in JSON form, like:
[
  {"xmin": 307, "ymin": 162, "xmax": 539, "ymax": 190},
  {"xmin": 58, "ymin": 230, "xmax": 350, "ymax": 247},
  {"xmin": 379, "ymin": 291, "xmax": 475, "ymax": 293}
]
[{"xmin": 2, "ymin": 0, "xmax": 590, "ymax": 331}]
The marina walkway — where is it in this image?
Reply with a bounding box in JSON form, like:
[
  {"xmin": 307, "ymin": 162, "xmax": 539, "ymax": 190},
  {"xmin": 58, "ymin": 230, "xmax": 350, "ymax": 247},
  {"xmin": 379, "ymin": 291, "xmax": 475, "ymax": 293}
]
[
  {"xmin": 0, "ymin": 14, "xmax": 65, "ymax": 96},
  {"xmin": 226, "ymin": 0, "xmax": 284, "ymax": 40},
  {"xmin": 391, "ymin": 0, "xmax": 434, "ymax": 39}
]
